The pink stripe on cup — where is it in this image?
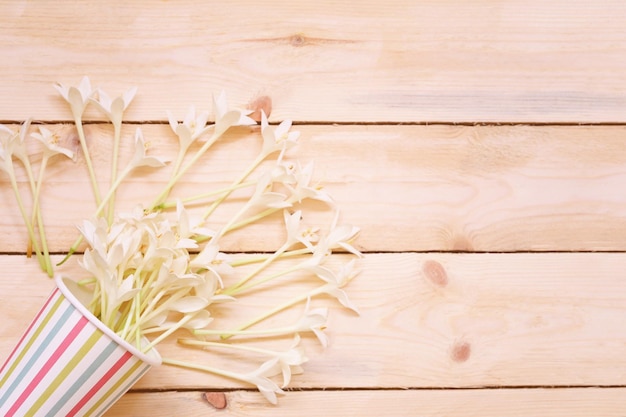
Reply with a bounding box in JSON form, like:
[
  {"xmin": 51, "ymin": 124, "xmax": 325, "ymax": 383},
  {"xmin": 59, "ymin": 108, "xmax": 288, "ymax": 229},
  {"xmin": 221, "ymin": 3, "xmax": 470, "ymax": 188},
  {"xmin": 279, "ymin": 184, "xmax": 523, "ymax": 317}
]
[
  {"xmin": 5, "ymin": 315, "xmax": 89, "ymax": 417},
  {"xmin": 66, "ymin": 350, "xmax": 134, "ymax": 417},
  {"xmin": 0, "ymin": 288, "xmax": 59, "ymax": 376}
]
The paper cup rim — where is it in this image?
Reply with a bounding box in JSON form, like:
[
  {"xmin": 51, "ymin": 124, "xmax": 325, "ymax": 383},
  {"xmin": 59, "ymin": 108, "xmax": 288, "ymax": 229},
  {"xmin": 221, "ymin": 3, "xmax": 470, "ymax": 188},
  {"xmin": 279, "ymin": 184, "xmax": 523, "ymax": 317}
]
[{"xmin": 54, "ymin": 275, "xmax": 162, "ymax": 366}]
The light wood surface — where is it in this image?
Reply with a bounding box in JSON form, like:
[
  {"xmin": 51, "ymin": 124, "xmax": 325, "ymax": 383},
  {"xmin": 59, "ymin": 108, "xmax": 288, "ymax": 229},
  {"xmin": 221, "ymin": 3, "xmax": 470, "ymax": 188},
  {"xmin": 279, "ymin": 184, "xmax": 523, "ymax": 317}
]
[
  {"xmin": 3, "ymin": 124, "xmax": 626, "ymax": 253},
  {"xmin": 3, "ymin": 253, "xmax": 626, "ymax": 390},
  {"xmin": 1, "ymin": 1, "xmax": 625, "ymax": 415},
  {"xmin": 1, "ymin": 1, "xmax": 626, "ymax": 123},
  {"xmin": 107, "ymin": 389, "xmax": 626, "ymax": 416}
]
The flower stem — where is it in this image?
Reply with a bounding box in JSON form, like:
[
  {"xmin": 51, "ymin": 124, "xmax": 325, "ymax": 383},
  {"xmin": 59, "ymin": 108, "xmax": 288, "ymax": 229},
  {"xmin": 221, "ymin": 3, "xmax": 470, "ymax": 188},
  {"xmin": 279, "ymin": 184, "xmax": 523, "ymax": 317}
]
[
  {"xmin": 201, "ymin": 154, "xmax": 265, "ymax": 221},
  {"xmin": 223, "ymin": 241, "xmax": 291, "ymax": 294},
  {"xmin": 193, "ymin": 324, "xmax": 297, "ymax": 338},
  {"xmin": 229, "ymin": 247, "xmax": 311, "ymax": 267},
  {"xmin": 220, "ymin": 288, "xmax": 320, "ymax": 339},
  {"xmin": 32, "ymin": 155, "xmax": 53, "ymax": 276},
  {"xmin": 58, "ymin": 163, "xmax": 135, "ymax": 265},
  {"xmin": 141, "ymin": 313, "xmax": 194, "ymax": 353},
  {"xmin": 150, "ymin": 130, "xmax": 223, "ymax": 209},
  {"xmin": 17, "ymin": 149, "xmax": 51, "ymax": 275},
  {"xmin": 5, "ymin": 161, "xmax": 45, "ymax": 271},
  {"xmin": 222, "ymin": 207, "xmax": 280, "ymax": 235},
  {"xmin": 155, "ymin": 180, "xmax": 256, "ymax": 211},
  {"xmin": 74, "ymin": 119, "xmax": 102, "ymax": 206},
  {"xmin": 222, "ymin": 262, "xmax": 303, "ymax": 297},
  {"xmin": 178, "ymin": 338, "xmax": 284, "ymax": 357},
  {"xmin": 116, "ymin": 292, "xmax": 143, "ymax": 342},
  {"xmin": 170, "ymin": 144, "xmax": 188, "ymax": 180},
  {"xmin": 161, "ymin": 357, "xmax": 250, "ymax": 385},
  {"xmin": 107, "ymin": 121, "xmax": 122, "ymax": 225}
]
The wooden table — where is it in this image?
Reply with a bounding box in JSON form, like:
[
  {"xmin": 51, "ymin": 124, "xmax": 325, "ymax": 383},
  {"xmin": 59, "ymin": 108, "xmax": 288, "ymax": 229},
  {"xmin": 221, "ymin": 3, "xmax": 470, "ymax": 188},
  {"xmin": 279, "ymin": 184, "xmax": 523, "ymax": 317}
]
[{"xmin": 2, "ymin": 1, "xmax": 626, "ymax": 415}]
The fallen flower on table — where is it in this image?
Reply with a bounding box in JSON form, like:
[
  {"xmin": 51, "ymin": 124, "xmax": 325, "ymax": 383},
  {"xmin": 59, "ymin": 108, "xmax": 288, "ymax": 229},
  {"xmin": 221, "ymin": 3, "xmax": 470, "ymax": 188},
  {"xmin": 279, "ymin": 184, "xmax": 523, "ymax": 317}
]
[{"xmin": 0, "ymin": 76, "xmax": 361, "ymax": 404}]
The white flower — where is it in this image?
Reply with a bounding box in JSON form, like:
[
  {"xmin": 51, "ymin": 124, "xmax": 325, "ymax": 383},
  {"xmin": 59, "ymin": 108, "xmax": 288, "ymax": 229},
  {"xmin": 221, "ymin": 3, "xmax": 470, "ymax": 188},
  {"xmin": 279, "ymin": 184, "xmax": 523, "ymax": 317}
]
[
  {"xmin": 0, "ymin": 125, "xmax": 18, "ymax": 173},
  {"xmin": 190, "ymin": 243, "xmax": 234, "ymax": 287},
  {"xmin": 212, "ymin": 91, "xmax": 256, "ymax": 138},
  {"xmin": 108, "ymin": 274, "xmax": 140, "ymax": 310},
  {"xmin": 175, "ymin": 200, "xmax": 214, "ymax": 249},
  {"xmin": 54, "ymin": 76, "xmax": 95, "ymax": 118},
  {"xmin": 166, "ymin": 295, "xmax": 210, "ymax": 314},
  {"xmin": 243, "ymin": 359, "xmax": 286, "ymax": 404},
  {"xmin": 308, "ymin": 259, "xmax": 360, "ymax": 314},
  {"xmin": 261, "ymin": 110, "xmax": 299, "ymax": 159},
  {"xmin": 270, "ymin": 161, "xmax": 298, "ymax": 185},
  {"xmin": 31, "ymin": 126, "xmax": 75, "ymax": 160},
  {"xmin": 193, "ymin": 269, "xmax": 232, "ymax": 303},
  {"xmin": 77, "ymin": 217, "xmax": 110, "ymax": 258},
  {"xmin": 248, "ymin": 172, "xmax": 291, "ymax": 210},
  {"xmin": 167, "ymin": 106, "xmax": 210, "ymax": 152},
  {"xmin": 321, "ymin": 224, "xmax": 362, "ymax": 258},
  {"xmin": 283, "ymin": 209, "xmax": 318, "ymax": 250},
  {"xmin": 295, "ymin": 299, "xmax": 329, "ymax": 347},
  {"xmin": 129, "ymin": 128, "xmax": 169, "ymax": 169},
  {"xmin": 0, "ymin": 119, "xmax": 31, "ymax": 169},
  {"xmin": 266, "ymin": 336, "xmax": 308, "ymax": 387},
  {"xmin": 285, "ymin": 161, "xmax": 334, "ymax": 206},
  {"xmin": 91, "ymin": 86, "xmax": 137, "ymax": 126}
]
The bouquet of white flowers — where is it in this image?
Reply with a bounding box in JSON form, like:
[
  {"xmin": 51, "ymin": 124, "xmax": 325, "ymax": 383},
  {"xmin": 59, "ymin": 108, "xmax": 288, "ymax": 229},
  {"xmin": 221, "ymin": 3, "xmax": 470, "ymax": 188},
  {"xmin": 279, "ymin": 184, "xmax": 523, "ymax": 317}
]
[{"xmin": 0, "ymin": 77, "xmax": 360, "ymax": 414}]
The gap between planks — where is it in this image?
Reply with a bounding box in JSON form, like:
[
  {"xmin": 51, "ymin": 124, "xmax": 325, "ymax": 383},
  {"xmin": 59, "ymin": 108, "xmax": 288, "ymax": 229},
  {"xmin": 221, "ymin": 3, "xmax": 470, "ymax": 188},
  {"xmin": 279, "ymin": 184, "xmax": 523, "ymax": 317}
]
[
  {"xmin": 6, "ymin": 120, "xmax": 626, "ymax": 127},
  {"xmin": 107, "ymin": 387, "xmax": 626, "ymax": 416}
]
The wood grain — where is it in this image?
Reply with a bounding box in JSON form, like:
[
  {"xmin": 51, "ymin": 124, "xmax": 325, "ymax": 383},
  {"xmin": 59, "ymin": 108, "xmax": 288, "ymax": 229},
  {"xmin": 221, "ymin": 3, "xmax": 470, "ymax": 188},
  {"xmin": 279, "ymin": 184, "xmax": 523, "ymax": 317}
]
[
  {"xmin": 1, "ymin": 1, "xmax": 626, "ymax": 122},
  {"xmin": 1, "ymin": 1, "xmax": 624, "ymax": 415},
  {"xmin": 3, "ymin": 253, "xmax": 626, "ymax": 390},
  {"xmin": 108, "ymin": 389, "xmax": 626, "ymax": 416},
  {"xmin": 2, "ymin": 124, "xmax": 626, "ymax": 253}
]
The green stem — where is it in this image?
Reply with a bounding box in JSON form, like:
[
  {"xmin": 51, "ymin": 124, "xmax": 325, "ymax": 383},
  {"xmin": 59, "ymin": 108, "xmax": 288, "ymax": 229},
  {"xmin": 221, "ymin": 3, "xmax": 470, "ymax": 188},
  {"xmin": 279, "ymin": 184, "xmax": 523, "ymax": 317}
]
[
  {"xmin": 221, "ymin": 288, "xmax": 321, "ymax": 339},
  {"xmin": 107, "ymin": 121, "xmax": 122, "ymax": 225},
  {"xmin": 178, "ymin": 338, "xmax": 285, "ymax": 357},
  {"xmin": 161, "ymin": 358, "xmax": 252, "ymax": 385},
  {"xmin": 5, "ymin": 161, "xmax": 45, "ymax": 270},
  {"xmin": 229, "ymin": 247, "xmax": 311, "ymax": 267},
  {"xmin": 193, "ymin": 323, "xmax": 297, "ymax": 338},
  {"xmin": 99, "ymin": 282, "xmax": 107, "ymax": 327},
  {"xmin": 130, "ymin": 286, "xmax": 188, "ymax": 337},
  {"xmin": 224, "ymin": 207, "xmax": 280, "ymax": 234},
  {"xmin": 222, "ymin": 262, "xmax": 304, "ymax": 297},
  {"xmin": 32, "ymin": 155, "xmax": 53, "ymax": 276},
  {"xmin": 155, "ymin": 180, "xmax": 257, "ymax": 211},
  {"xmin": 170, "ymin": 144, "xmax": 188, "ymax": 180},
  {"xmin": 58, "ymin": 163, "xmax": 135, "ymax": 266},
  {"xmin": 74, "ymin": 119, "xmax": 102, "ymax": 207},
  {"xmin": 150, "ymin": 130, "xmax": 223, "ymax": 209},
  {"xmin": 138, "ymin": 268, "xmax": 161, "ymax": 311},
  {"xmin": 223, "ymin": 241, "xmax": 291, "ymax": 294},
  {"xmin": 141, "ymin": 313, "xmax": 194, "ymax": 353},
  {"xmin": 114, "ymin": 298, "xmax": 134, "ymax": 335},
  {"xmin": 201, "ymin": 154, "xmax": 265, "ymax": 221},
  {"xmin": 17, "ymin": 150, "xmax": 50, "ymax": 274},
  {"xmin": 212, "ymin": 200, "xmax": 252, "ymax": 243},
  {"xmin": 34, "ymin": 203, "xmax": 53, "ymax": 276}
]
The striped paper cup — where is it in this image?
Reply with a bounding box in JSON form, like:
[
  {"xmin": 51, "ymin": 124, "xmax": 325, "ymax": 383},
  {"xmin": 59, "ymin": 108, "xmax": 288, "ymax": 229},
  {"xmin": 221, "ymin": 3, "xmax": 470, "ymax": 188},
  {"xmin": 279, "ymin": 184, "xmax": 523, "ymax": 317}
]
[{"xmin": 0, "ymin": 275, "xmax": 161, "ymax": 417}]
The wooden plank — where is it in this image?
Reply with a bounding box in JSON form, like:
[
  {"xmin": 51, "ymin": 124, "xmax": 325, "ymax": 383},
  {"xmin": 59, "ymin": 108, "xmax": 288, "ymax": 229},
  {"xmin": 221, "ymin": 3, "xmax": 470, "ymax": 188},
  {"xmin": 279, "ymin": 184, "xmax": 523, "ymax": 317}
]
[
  {"xmin": 107, "ymin": 388, "xmax": 626, "ymax": 416},
  {"xmin": 1, "ymin": 1, "xmax": 626, "ymax": 123},
  {"xmin": 3, "ymin": 253, "xmax": 626, "ymax": 389},
  {"xmin": 2, "ymin": 124, "xmax": 626, "ymax": 253}
]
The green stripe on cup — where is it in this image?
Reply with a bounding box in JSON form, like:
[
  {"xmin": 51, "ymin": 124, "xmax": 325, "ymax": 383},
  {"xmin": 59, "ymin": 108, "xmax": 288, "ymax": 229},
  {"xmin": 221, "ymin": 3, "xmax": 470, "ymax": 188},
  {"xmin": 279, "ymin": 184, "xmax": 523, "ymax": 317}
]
[
  {"xmin": 0, "ymin": 291, "xmax": 64, "ymax": 388},
  {"xmin": 0, "ymin": 299, "xmax": 73, "ymax": 406},
  {"xmin": 25, "ymin": 330, "xmax": 104, "ymax": 415}
]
